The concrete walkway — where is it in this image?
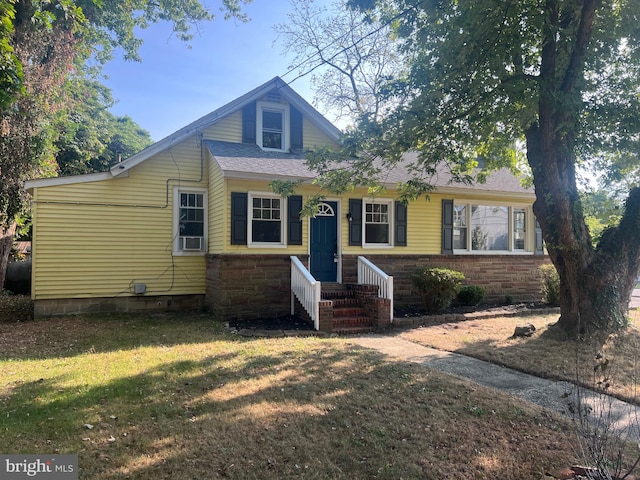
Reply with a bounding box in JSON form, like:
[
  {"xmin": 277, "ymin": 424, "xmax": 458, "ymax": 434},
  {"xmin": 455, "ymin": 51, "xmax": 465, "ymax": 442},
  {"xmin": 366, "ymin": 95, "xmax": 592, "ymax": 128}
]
[{"xmin": 350, "ymin": 333, "xmax": 640, "ymax": 438}]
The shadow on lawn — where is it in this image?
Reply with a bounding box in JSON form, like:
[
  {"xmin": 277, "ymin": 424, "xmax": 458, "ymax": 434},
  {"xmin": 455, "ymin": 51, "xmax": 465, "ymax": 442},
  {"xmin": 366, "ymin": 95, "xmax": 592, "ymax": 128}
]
[
  {"xmin": 0, "ymin": 335, "xmax": 575, "ymax": 480},
  {"xmin": 0, "ymin": 313, "xmax": 229, "ymax": 361}
]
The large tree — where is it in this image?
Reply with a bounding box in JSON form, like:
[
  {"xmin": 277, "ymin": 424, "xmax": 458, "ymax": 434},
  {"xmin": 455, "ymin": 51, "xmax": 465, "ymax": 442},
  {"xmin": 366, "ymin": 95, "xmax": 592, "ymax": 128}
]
[
  {"xmin": 331, "ymin": 0, "xmax": 640, "ymax": 334},
  {"xmin": 275, "ymin": 0, "xmax": 404, "ymax": 123},
  {"xmin": 55, "ymin": 80, "xmax": 153, "ymax": 176},
  {"xmin": 0, "ymin": 0, "xmax": 250, "ymax": 288}
]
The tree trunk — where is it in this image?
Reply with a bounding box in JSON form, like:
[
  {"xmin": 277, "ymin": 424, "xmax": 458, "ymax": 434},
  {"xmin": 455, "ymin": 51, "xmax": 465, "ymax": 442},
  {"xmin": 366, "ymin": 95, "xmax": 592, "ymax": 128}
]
[
  {"xmin": 0, "ymin": 222, "xmax": 17, "ymax": 291},
  {"xmin": 526, "ymin": 125, "xmax": 640, "ymax": 335}
]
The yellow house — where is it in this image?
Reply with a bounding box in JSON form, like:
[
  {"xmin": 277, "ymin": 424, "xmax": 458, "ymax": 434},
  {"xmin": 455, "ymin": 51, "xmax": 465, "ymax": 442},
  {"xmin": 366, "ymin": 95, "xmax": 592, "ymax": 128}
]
[{"xmin": 25, "ymin": 77, "xmax": 547, "ymax": 331}]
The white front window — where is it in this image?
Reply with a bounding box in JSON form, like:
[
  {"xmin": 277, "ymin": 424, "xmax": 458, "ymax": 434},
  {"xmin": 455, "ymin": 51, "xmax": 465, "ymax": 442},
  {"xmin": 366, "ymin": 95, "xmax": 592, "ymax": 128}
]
[
  {"xmin": 363, "ymin": 200, "xmax": 393, "ymax": 247},
  {"xmin": 173, "ymin": 187, "xmax": 207, "ymax": 255},
  {"xmin": 248, "ymin": 193, "xmax": 286, "ymax": 247},
  {"xmin": 454, "ymin": 202, "xmax": 531, "ymax": 253},
  {"xmin": 257, "ymin": 101, "xmax": 289, "ymax": 152}
]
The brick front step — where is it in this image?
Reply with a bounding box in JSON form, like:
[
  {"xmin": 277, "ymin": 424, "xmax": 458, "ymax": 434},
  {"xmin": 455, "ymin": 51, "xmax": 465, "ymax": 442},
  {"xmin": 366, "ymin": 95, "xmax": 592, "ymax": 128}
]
[
  {"xmin": 319, "ymin": 283, "xmax": 380, "ymax": 334},
  {"xmin": 333, "ymin": 325, "xmax": 376, "ymax": 335},
  {"xmin": 333, "ymin": 315, "xmax": 372, "ymax": 328},
  {"xmin": 333, "ymin": 306, "xmax": 366, "ymax": 317},
  {"xmin": 322, "ymin": 289, "xmax": 354, "ymax": 300}
]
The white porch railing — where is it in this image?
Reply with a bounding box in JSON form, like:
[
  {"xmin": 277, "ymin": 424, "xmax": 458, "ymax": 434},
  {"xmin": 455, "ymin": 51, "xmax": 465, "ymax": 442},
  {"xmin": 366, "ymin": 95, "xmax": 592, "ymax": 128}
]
[
  {"xmin": 357, "ymin": 256, "xmax": 394, "ymax": 322},
  {"xmin": 290, "ymin": 256, "xmax": 321, "ymax": 330}
]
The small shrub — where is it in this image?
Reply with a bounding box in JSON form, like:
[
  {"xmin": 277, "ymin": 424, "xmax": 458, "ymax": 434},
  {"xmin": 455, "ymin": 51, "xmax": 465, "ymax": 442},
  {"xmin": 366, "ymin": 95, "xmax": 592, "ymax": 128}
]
[
  {"xmin": 539, "ymin": 264, "xmax": 560, "ymax": 305},
  {"xmin": 457, "ymin": 285, "xmax": 486, "ymax": 306},
  {"xmin": 410, "ymin": 267, "xmax": 465, "ymax": 313}
]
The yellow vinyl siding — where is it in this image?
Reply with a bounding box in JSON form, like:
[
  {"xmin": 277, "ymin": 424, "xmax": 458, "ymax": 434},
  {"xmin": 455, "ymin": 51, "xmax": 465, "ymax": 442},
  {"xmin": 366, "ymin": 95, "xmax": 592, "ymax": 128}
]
[
  {"xmin": 220, "ymin": 179, "xmax": 535, "ymax": 257},
  {"xmin": 224, "ymin": 178, "xmax": 308, "ymax": 255},
  {"xmin": 202, "ymin": 110, "xmax": 242, "ymax": 143},
  {"xmin": 208, "ymin": 151, "xmax": 226, "ymax": 253},
  {"xmin": 31, "ymin": 135, "xmax": 207, "ymax": 300},
  {"xmin": 340, "ymin": 191, "xmax": 443, "ymax": 256},
  {"xmin": 303, "ymin": 117, "xmax": 340, "ymax": 150}
]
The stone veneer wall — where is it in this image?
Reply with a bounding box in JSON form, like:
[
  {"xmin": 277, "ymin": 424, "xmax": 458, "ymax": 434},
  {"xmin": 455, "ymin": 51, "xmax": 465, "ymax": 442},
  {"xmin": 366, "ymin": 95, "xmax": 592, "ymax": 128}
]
[
  {"xmin": 33, "ymin": 294, "xmax": 204, "ymax": 317},
  {"xmin": 342, "ymin": 254, "xmax": 551, "ymax": 306},
  {"xmin": 206, "ymin": 254, "xmax": 307, "ymax": 321},
  {"xmin": 205, "ymin": 253, "xmax": 550, "ymax": 323}
]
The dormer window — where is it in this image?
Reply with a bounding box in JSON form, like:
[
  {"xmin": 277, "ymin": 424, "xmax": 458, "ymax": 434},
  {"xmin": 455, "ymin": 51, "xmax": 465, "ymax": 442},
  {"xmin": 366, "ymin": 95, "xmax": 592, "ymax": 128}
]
[
  {"xmin": 262, "ymin": 109, "xmax": 284, "ymax": 149},
  {"xmin": 257, "ymin": 101, "xmax": 289, "ymax": 152}
]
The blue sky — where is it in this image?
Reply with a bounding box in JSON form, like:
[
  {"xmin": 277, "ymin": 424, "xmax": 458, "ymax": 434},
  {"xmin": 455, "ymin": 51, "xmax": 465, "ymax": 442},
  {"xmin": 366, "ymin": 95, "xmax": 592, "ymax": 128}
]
[{"xmin": 101, "ymin": 1, "xmax": 332, "ymax": 142}]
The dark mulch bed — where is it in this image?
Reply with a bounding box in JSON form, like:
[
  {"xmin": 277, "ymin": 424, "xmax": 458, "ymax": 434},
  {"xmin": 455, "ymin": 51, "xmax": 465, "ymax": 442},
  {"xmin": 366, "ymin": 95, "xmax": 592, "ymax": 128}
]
[
  {"xmin": 229, "ymin": 315, "xmax": 314, "ymax": 331},
  {"xmin": 230, "ymin": 302, "xmax": 556, "ymax": 331},
  {"xmin": 394, "ymin": 302, "xmax": 552, "ymax": 318}
]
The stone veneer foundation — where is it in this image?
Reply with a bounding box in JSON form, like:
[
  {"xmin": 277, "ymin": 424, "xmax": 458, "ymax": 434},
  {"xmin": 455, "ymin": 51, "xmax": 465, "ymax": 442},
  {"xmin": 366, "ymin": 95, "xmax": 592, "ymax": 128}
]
[
  {"xmin": 33, "ymin": 294, "xmax": 204, "ymax": 317},
  {"xmin": 206, "ymin": 253, "xmax": 550, "ymax": 323},
  {"xmin": 206, "ymin": 254, "xmax": 304, "ymax": 321},
  {"xmin": 342, "ymin": 254, "xmax": 550, "ymax": 306}
]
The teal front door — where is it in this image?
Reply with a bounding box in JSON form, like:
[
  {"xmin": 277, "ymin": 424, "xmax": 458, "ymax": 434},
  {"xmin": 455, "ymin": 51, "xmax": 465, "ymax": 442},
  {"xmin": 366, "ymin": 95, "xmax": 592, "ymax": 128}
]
[{"xmin": 310, "ymin": 201, "xmax": 338, "ymax": 282}]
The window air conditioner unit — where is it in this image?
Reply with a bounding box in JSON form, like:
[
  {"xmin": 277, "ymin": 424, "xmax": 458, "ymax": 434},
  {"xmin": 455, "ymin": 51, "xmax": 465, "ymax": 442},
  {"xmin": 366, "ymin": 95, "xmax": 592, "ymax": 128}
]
[{"xmin": 182, "ymin": 237, "xmax": 202, "ymax": 251}]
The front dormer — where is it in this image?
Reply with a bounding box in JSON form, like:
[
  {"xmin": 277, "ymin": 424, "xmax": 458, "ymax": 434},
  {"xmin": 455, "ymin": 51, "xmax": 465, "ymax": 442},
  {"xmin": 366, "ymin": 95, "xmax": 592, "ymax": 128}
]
[{"xmin": 241, "ymin": 92, "xmax": 304, "ymax": 153}]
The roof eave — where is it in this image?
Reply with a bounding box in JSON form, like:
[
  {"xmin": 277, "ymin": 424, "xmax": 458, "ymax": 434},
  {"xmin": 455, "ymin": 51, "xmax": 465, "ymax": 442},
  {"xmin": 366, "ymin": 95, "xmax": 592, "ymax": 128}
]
[{"xmin": 25, "ymin": 171, "xmax": 116, "ymax": 192}]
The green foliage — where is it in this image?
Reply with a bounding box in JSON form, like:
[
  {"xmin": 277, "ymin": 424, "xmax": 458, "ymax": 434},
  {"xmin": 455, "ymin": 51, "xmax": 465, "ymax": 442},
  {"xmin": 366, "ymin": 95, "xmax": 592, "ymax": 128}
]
[
  {"xmin": 410, "ymin": 267, "xmax": 465, "ymax": 313},
  {"xmin": 55, "ymin": 80, "xmax": 153, "ymax": 175},
  {"xmin": 456, "ymin": 285, "xmax": 486, "ymax": 307},
  {"xmin": 581, "ymin": 189, "xmax": 623, "ymax": 246},
  {"xmin": 0, "ymin": 1, "xmax": 23, "ymax": 109},
  {"xmin": 539, "ymin": 264, "xmax": 560, "ymax": 306}
]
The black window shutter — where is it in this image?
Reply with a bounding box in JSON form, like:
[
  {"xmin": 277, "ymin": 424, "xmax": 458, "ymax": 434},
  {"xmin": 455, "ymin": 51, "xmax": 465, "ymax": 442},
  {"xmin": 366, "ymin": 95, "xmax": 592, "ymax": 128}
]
[
  {"xmin": 242, "ymin": 102, "xmax": 256, "ymax": 144},
  {"xmin": 288, "ymin": 195, "xmax": 303, "ymax": 245},
  {"xmin": 290, "ymin": 106, "xmax": 303, "ymax": 151},
  {"xmin": 231, "ymin": 192, "xmax": 248, "ymax": 245},
  {"xmin": 442, "ymin": 199, "xmax": 454, "ymax": 254},
  {"xmin": 395, "ymin": 201, "xmax": 408, "ymax": 246},
  {"xmin": 348, "ymin": 199, "xmax": 362, "ymax": 246}
]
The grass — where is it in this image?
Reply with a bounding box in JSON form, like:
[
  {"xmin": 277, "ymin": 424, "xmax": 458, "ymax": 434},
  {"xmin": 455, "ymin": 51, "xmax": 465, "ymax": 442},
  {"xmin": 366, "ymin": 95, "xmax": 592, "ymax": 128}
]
[
  {"xmin": 0, "ymin": 313, "xmax": 578, "ymax": 479},
  {"xmin": 398, "ymin": 310, "xmax": 640, "ymax": 404}
]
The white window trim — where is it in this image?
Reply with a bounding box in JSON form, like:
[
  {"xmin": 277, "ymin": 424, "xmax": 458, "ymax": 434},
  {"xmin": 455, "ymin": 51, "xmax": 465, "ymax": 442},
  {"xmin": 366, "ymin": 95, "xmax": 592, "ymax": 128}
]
[
  {"xmin": 172, "ymin": 187, "xmax": 207, "ymax": 256},
  {"xmin": 256, "ymin": 100, "xmax": 290, "ymax": 152},
  {"xmin": 453, "ymin": 201, "xmax": 534, "ymax": 255},
  {"xmin": 248, "ymin": 191, "xmax": 287, "ymax": 248},
  {"xmin": 362, "ymin": 198, "xmax": 394, "ymax": 248}
]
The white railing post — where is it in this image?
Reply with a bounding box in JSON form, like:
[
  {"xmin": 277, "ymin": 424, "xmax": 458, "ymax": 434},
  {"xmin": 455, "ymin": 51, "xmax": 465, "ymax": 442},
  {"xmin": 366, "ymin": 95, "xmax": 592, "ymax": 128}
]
[
  {"xmin": 290, "ymin": 256, "xmax": 321, "ymax": 330},
  {"xmin": 357, "ymin": 256, "xmax": 394, "ymax": 322}
]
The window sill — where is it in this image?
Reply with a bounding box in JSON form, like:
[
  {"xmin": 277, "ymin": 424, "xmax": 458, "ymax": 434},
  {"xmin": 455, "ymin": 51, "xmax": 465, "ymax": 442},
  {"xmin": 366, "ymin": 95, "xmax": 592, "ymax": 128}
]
[
  {"xmin": 453, "ymin": 250, "xmax": 534, "ymax": 255},
  {"xmin": 247, "ymin": 243, "xmax": 287, "ymax": 249},
  {"xmin": 172, "ymin": 250, "xmax": 207, "ymax": 257}
]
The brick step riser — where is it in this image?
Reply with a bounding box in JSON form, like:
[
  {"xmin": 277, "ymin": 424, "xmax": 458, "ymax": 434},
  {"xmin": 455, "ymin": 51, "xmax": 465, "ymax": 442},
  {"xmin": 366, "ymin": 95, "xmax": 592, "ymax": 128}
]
[
  {"xmin": 333, "ymin": 317, "xmax": 374, "ymax": 328},
  {"xmin": 332, "ymin": 307, "xmax": 366, "ymax": 317},
  {"xmin": 322, "ymin": 292, "xmax": 355, "ymax": 300},
  {"xmin": 333, "ymin": 326, "xmax": 375, "ymax": 335},
  {"xmin": 330, "ymin": 298, "xmax": 360, "ymax": 307}
]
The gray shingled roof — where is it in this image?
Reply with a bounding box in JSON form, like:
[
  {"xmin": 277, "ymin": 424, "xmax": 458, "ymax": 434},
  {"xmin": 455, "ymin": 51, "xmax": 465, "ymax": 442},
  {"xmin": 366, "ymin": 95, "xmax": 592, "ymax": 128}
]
[{"xmin": 206, "ymin": 140, "xmax": 533, "ymax": 195}]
